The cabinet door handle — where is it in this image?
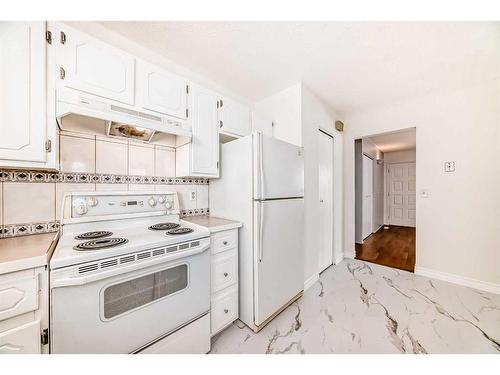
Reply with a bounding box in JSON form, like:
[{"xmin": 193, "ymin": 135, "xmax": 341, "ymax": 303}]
[
  {"xmin": 224, "ymin": 309, "xmax": 229, "ymax": 314},
  {"xmin": 223, "ymin": 241, "xmax": 228, "ymax": 245},
  {"xmin": 223, "ymin": 272, "xmax": 228, "ymax": 277},
  {"xmin": 220, "ymin": 120, "xmax": 223, "ymax": 128}
]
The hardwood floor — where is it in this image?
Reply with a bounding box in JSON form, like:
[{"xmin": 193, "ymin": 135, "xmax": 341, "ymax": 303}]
[{"xmin": 355, "ymin": 225, "xmax": 415, "ymax": 272}]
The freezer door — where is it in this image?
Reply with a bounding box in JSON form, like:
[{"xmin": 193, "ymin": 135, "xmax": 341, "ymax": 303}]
[
  {"xmin": 253, "ymin": 198, "xmax": 304, "ymax": 326},
  {"xmin": 253, "ymin": 133, "xmax": 304, "ymax": 200}
]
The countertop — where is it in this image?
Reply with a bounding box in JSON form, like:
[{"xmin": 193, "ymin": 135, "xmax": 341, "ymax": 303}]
[
  {"xmin": 0, "ymin": 232, "xmax": 58, "ymax": 275},
  {"xmin": 182, "ymin": 215, "xmax": 242, "ymax": 233}
]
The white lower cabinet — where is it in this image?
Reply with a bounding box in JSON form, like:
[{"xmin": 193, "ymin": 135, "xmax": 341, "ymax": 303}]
[
  {"xmin": 0, "ymin": 267, "xmax": 49, "ymax": 354},
  {"xmin": 210, "ymin": 229, "xmax": 239, "ymax": 336},
  {"xmin": 0, "ymin": 320, "xmax": 41, "ymax": 354}
]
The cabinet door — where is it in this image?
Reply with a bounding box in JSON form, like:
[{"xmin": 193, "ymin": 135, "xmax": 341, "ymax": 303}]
[
  {"xmin": 251, "ymin": 112, "xmax": 273, "ymax": 136},
  {"xmin": 136, "ymin": 60, "xmax": 188, "ymax": 119},
  {"xmin": 0, "ymin": 22, "xmax": 47, "ymax": 163},
  {"xmin": 0, "ymin": 321, "xmax": 41, "ymax": 354},
  {"xmin": 190, "ymin": 85, "xmax": 219, "ymax": 177},
  {"xmin": 218, "ymin": 97, "xmax": 251, "ymax": 137},
  {"xmin": 57, "ymin": 24, "xmax": 135, "ymax": 105}
]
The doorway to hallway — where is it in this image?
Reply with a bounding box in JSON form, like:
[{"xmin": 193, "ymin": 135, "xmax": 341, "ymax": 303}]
[{"xmin": 354, "ymin": 128, "xmax": 416, "ymax": 272}]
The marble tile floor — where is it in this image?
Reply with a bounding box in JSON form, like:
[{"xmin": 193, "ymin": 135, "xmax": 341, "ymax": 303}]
[{"xmin": 210, "ymin": 259, "xmax": 500, "ymax": 354}]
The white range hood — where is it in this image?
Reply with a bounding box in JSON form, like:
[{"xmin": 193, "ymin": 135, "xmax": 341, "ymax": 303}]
[{"xmin": 56, "ymin": 89, "xmax": 192, "ymax": 141}]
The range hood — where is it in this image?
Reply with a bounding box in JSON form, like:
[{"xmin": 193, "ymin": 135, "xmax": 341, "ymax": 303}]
[{"xmin": 56, "ymin": 89, "xmax": 192, "ymax": 142}]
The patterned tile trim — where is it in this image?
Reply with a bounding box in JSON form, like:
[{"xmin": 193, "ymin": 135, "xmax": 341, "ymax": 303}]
[
  {"xmin": 0, "ymin": 170, "xmax": 209, "ymax": 185},
  {"xmin": 1, "ymin": 221, "xmax": 60, "ymax": 238},
  {"xmin": 180, "ymin": 208, "xmax": 210, "ymax": 218}
]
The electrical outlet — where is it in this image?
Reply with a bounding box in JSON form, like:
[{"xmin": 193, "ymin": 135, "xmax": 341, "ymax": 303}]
[{"xmin": 190, "ymin": 190, "xmax": 197, "ymax": 201}]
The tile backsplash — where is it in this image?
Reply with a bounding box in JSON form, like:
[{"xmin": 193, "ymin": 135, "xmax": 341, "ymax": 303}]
[{"xmin": 0, "ymin": 132, "xmax": 209, "ymax": 238}]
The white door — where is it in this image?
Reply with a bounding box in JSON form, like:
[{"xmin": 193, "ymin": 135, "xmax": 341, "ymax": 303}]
[
  {"xmin": 136, "ymin": 60, "xmax": 188, "ymax": 119},
  {"xmin": 388, "ymin": 163, "xmax": 416, "ymax": 227},
  {"xmin": 253, "ymin": 133, "xmax": 304, "ymax": 200},
  {"xmin": 251, "ymin": 113, "xmax": 273, "ymax": 136},
  {"xmin": 318, "ymin": 131, "xmax": 334, "ymax": 272},
  {"xmin": 57, "ymin": 23, "xmax": 135, "ymax": 105},
  {"xmin": 253, "ymin": 198, "xmax": 304, "ymax": 326},
  {"xmin": 218, "ymin": 97, "xmax": 251, "ymax": 137},
  {"xmin": 362, "ymin": 155, "xmax": 373, "ymax": 240},
  {"xmin": 0, "ymin": 22, "xmax": 47, "ymax": 163},
  {"xmin": 189, "ymin": 84, "xmax": 219, "ymax": 177}
]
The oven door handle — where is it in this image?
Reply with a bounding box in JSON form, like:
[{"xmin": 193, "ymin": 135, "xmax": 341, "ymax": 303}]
[{"xmin": 51, "ymin": 243, "xmax": 209, "ymax": 288}]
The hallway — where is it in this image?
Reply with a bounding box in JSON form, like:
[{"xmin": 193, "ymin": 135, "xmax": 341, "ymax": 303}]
[{"xmin": 356, "ymin": 226, "xmax": 415, "ymax": 272}]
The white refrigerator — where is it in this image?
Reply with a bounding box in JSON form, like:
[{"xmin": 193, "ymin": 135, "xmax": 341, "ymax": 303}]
[{"xmin": 210, "ymin": 133, "xmax": 304, "ymax": 331}]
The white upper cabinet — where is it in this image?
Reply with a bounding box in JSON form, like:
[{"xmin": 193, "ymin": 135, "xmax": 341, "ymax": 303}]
[
  {"xmin": 176, "ymin": 84, "xmax": 219, "ymax": 178},
  {"xmin": 0, "ymin": 22, "xmax": 49, "ymax": 166},
  {"xmin": 56, "ymin": 24, "xmax": 135, "ymax": 105},
  {"xmin": 136, "ymin": 60, "xmax": 188, "ymax": 119},
  {"xmin": 218, "ymin": 97, "xmax": 251, "ymax": 137},
  {"xmin": 191, "ymin": 85, "xmax": 219, "ymax": 176},
  {"xmin": 251, "ymin": 112, "xmax": 273, "ymax": 136}
]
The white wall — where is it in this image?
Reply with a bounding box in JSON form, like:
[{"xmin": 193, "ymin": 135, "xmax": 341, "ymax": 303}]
[
  {"xmin": 344, "ymin": 79, "xmax": 500, "ymax": 286},
  {"xmin": 253, "ymin": 83, "xmax": 303, "ymax": 146},
  {"xmin": 384, "ymin": 149, "xmax": 416, "ymax": 163},
  {"xmin": 301, "ymin": 85, "xmax": 344, "ymax": 282}
]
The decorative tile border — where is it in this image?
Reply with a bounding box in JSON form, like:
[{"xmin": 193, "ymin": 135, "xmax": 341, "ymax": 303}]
[
  {"xmin": 0, "ymin": 170, "xmax": 209, "ymax": 185},
  {"xmin": 1, "ymin": 221, "xmax": 60, "ymax": 238}
]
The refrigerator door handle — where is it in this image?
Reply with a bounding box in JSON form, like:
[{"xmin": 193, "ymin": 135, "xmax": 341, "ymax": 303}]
[
  {"xmin": 259, "ymin": 132, "xmax": 265, "ymax": 199},
  {"xmin": 258, "ymin": 201, "xmax": 264, "ymax": 262}
]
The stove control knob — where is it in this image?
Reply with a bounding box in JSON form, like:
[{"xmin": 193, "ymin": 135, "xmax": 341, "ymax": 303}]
[
  {"xmin": 86, "ymin": 197, "xmax": 98, "ymax": 207},
  {"xmin": 158, "ymin": 195, "xmax": 166, "ymax": 204},
  {"xmin": 73, "ymin": 198, "xmax": 88, "ymax": 216},
  {"xmin": 148, "ymin": 196, "xmax": 157, "ymax": 207},
  {"xmin": 165, "ymin": 200, "xmax": 173, "ymax": 210}
]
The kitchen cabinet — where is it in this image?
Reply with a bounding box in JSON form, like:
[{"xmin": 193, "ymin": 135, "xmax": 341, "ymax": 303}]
[
  {"xmin": 176, "ymin": 84, "xmax": 219, "ymax": 178},
  {"xmin": 218, "ymin": 97, "xmax": 251, "ymax": 137},
  {"xmin": 136, "ymin": 60, "xmax": 188, "ymax": 120},
  {"xmin": 0, "ymin": 267, "xmax": 49, "ymax": 354},
  {"xmin": 0, "ymin": 22, "xmax": 57, "ymax": 170},
  {"xmin": 56, "ymin": 23, "xmax": 135, "ymax": 105},
  {"xmin": 251, "ymin": 112, "xmax": 273, "ymax": 136},
  {"xmin": 210, "ymin": 229, "xmax": 239, "ymax": 336}
]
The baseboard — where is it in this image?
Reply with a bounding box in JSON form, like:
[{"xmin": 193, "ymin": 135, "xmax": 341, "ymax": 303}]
[
  {"xmin": 415, "ymin": 266, "xmax": 500, "ymax": 295},
  {"xmin": 304, "ymin": 273, "xmax": 319, "ymax": 291},
  {"xmin": 334, "ymin": 254, "xmax": 344, "ymax": 265},
  {"xmin": 344, "ymin": 250, "xmax": 356, "ymax": 259}
]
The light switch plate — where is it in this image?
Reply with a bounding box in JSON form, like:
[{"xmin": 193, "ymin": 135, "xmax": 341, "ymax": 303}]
[
  {"xmin": 444, "ymin": 161, "xmax": 455, "ymax": 172},
  {"xmin": 190, "ymin": 190, "xmax": 197, "ymax": 201}
]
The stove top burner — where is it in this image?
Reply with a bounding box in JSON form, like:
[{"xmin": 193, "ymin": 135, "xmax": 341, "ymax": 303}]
[
  {"xmin": 167, "ymin": 227, "xmax": 194, "ymax": 235},
  {"xmin": 148, "ymin": 222, "xmax": 181, "ymax": 231},
  {"xmin": 73, "ymin": 238, "xmax": 129, "ymax": 251},
  {"xmin": 75, "ymin": 231, "xmax": 113, "ymax": 240}
]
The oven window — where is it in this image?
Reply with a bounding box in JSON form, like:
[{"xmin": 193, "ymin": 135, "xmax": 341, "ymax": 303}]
[{"xmin": 103, "ymin": 264, "xmax": 188, "ymax": 319}]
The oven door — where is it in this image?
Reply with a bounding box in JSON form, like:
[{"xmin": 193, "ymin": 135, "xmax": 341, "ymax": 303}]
[{"xmin": 50, "ymin": 243, "xmax": 210, "ymax": 354}]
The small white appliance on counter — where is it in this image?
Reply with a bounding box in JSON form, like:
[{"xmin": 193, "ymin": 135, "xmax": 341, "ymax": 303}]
[
  {"xmin": 210, "ymin": 132, "xmax": 305, "ymax": 332},
  {"xmin": 49, "ymin": 191, "xmax": 211, "ymax": 354}
]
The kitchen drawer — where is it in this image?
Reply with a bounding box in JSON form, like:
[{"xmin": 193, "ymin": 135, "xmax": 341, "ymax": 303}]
[
  {"xmin": 211, "ymin": 229, "xmax": 237, "ymax": 255},
  {"xmin": 0, "ymin": 272, "xmax": 39, "ymax": 322},
  {"xmin": 211, "ymin": 285, "xmax": 238, "ymax": 335},
  {"xmin": 211, "ymin": 250, "xmax": 237, "ymax": 293},
  {"xmin": 0, "ymin": 320, "xmax": 41, "ymax": 354}
]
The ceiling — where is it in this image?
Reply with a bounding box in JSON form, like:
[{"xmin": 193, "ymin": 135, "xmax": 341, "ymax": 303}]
[
  {"xmin": 367, "ymin": 128, "xmax": 416, "ymax": 153},
  {"xmin": 99, "ymin": 21, "xmax": 500, "ymax": 113}
]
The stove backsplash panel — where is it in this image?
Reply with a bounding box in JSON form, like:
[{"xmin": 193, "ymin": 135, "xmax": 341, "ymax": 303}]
[{"xmin": 0, "ymin": 132, "xmax": 209, "ymax": 238}]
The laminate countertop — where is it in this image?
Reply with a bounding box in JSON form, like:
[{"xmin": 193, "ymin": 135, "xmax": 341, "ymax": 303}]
[
  {"xmin": 0, "ymin": 232, "xmax": 58, "ymax": 275},
  {"xmin": 182, "ymin": 215, "xmax": 242, "ymax": 233}
]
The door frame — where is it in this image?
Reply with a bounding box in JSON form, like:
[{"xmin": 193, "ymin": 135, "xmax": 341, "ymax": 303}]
[
  {"xmin": 361, "ymin": 153, "xmax": 374, "ymax": 241},
  {"xmin": 318, "ymin": 128, "xmax": 335, "ymax": 271}
]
